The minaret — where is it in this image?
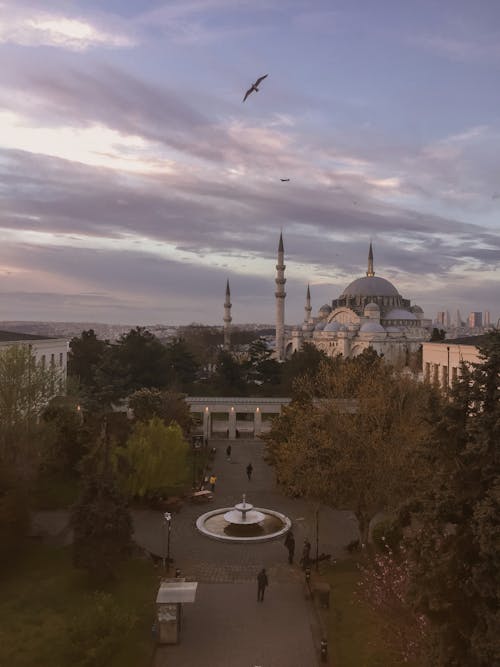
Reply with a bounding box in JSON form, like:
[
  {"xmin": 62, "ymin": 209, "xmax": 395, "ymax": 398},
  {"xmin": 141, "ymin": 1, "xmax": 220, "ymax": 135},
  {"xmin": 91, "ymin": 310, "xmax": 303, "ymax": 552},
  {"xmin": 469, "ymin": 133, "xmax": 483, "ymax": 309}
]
[
  {"xmin": 304, "ymin": 284, "xmax": 312, "ymax": 324},
  {"xmin": 223, "ymin": 279, "xmax": 232, "ymax": 350},
  {"xmin": 275, "ymin": 232, "xmax": 286, "ymax": 360},
  {"xmin": 366, "ymin": 242, "xmax": 375, "ymax": 277}
]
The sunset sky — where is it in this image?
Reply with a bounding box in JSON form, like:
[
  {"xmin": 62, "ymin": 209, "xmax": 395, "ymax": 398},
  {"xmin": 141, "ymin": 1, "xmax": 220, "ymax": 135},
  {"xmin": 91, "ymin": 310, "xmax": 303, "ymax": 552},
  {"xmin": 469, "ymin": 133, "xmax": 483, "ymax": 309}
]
[{"xmin": 1, "ymin": 0, "xmax": 499, "ymax": 325}]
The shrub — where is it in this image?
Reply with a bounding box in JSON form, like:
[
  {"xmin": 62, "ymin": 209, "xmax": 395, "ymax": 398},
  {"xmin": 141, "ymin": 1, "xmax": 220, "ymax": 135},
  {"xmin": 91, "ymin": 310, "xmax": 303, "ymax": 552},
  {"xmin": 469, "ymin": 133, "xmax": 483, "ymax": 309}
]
[
  {"xmin": 371, "ymin": 518, "xmax": 403, "ymax": 553},
  {"xmin": 67, "ymin": 592, "xmax": 137, "ymax": 667}
]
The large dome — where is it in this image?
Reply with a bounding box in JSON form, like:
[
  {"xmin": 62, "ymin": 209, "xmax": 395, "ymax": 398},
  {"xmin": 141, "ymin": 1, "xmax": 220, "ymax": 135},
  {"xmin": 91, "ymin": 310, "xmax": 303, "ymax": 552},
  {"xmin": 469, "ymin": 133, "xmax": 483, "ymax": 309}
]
[{"xmin": 341, "ymin": 276, "xmax": 399, "ymax": 298}]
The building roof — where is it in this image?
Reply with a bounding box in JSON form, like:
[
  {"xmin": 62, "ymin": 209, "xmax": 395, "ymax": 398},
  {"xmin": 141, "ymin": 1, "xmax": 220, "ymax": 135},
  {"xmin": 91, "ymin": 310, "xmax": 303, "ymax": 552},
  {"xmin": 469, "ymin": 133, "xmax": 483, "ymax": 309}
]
[
  {"xmin": 341, "ymin": 275, "xmax": 399, "ymax": 298},
  {"xmin": 0, "ymin": 330, "xmax": 53, "ymax": 342},
  {"xmin": 438, "ymin": 335, "xmax": 491, "ymax": 346}
]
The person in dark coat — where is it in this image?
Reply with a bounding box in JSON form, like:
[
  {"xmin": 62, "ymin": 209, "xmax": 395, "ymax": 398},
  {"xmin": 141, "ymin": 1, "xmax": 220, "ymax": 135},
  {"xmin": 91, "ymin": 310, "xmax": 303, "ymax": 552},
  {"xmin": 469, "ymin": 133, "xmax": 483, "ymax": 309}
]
[
  {"xmin": 257, "ymin": 568, "xmax": 268, "ymax": 602},
  {"xmin": 246, "ymin": 462, "xmax": 253, "ymax": 481},
  {"xmin": 301, "ymin": 539, "xmax": 311, "ymax": 570},
  {"xmin": 284, "ymin": 530, "xmax": 295, "ymax": 564},
  {"xmin": 226, "ymin": 444, "xmax": 232, "ymax": 460}
]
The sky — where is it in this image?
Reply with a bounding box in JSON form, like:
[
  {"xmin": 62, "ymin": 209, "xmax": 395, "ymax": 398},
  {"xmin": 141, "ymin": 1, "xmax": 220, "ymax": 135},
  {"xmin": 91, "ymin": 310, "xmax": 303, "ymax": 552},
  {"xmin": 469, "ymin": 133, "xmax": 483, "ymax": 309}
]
[{"xmin": 0, "ymin": 0, "xmax": 499, "ymax": 326}]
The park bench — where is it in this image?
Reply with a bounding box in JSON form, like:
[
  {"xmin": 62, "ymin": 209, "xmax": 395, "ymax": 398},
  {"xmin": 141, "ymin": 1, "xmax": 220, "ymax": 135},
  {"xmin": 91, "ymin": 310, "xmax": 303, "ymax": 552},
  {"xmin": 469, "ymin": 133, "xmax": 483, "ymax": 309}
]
[{"xmin": 189, "ymin": 489, "xmax": 213, "ymax": 503}]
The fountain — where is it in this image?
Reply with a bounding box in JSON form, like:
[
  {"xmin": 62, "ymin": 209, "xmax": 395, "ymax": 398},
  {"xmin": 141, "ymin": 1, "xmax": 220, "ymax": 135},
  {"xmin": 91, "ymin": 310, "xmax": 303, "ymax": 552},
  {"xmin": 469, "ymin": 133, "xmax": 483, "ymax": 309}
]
[{"xmin": 196, "ymin": 493, "xmax": 291, "ymax": 543}]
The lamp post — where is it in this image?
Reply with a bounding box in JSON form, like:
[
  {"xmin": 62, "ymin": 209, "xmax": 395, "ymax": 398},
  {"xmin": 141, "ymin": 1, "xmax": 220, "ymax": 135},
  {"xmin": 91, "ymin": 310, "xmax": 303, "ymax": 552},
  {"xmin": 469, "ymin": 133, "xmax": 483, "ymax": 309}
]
[
  {"xmin": 191, "ymin": 436, "xmax": 202, "ymax": 489},
  {"xmin": 315, "ymin": 507, "xmax": 320, "ymax": 572},
  {"xmin": 163, "ymin": 512, "xmax": 172, "ymax": 573}
]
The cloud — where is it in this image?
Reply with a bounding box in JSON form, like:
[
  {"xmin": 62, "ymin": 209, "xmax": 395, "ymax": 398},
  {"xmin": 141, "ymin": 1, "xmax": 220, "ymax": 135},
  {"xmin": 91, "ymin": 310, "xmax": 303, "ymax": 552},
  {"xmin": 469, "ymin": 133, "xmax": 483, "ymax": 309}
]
[{"xmin": 0, "ymin": 5, "xmax": 135, "ymax": 51}]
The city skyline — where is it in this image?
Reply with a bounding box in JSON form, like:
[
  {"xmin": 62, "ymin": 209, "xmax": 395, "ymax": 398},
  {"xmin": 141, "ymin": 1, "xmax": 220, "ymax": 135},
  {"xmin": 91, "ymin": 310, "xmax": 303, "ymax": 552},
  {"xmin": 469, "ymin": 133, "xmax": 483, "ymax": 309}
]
[{"xmin": 1, "ymin": 1, "xmax": 499, "ymax": 325}]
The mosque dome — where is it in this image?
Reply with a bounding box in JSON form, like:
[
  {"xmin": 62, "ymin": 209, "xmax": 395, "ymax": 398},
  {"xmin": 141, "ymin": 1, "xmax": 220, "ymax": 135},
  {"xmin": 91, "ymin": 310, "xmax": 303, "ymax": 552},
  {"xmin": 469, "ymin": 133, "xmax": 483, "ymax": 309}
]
[
  {"xmin": 385, "ymin": 309, "xmax": 416, "ymax": 320},
  {"xmin": 315, "ymin": 321, "xmax": 326, "ymax": 331},
  {"xmin": 360, "ymin": 322, "xmax": 386, "ymax": 334},
  {"xmin": 319, "ymin": 304, "xmax": 332, "ymax": 315},
  {"xmin": 364, "ymin": 302, "xmax": 380, "ymax": 319},
  {"xmin": 342, "ymin": 276, "xmax": 399, "ymax": 298},
  {"xmin": 324, "ymin": 321, "xmax": 341, "ymax": 332}
]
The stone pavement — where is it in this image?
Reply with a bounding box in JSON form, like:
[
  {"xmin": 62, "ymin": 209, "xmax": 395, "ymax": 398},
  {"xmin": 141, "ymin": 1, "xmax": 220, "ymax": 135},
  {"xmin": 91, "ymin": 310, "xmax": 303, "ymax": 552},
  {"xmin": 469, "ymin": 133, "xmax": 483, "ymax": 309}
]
[{"xmin": 149, "ymin": 438, "xmax": 359, "ymax": 667}]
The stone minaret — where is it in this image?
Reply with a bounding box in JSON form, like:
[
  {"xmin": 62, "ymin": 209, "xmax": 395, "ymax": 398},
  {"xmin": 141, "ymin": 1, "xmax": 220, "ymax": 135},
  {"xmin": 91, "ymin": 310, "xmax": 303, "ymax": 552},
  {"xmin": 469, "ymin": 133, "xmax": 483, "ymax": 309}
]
[
  {"xmin": 275, "ymin": 232, "xmax": 286, "ymax": 360},
  {"xmin": 366, "ymin": 242, "xmax": 375, "ymax": 277},
  {"xmin": 223, "ymin": 279, "xmax": 232, "ymax": 350},
  {"xmin": 304, "ymin": 284, "xmax": 312, "ymax": 324}
]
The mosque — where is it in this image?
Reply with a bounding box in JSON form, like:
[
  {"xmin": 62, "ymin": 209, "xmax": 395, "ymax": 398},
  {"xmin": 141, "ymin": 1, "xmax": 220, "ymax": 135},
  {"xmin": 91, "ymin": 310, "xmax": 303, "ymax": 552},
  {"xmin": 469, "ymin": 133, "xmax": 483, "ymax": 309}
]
[{"xmin": 224, "ymin": 234, "xmax": 432, "ymax": 365}]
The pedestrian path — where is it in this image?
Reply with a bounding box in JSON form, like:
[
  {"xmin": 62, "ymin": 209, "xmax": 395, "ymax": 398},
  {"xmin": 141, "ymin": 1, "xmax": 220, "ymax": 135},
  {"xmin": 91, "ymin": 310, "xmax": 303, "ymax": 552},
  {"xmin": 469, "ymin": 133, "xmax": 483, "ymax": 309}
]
[{"xmin": 150, "ymin": 438, "xmax": 359, "ymax": 666}]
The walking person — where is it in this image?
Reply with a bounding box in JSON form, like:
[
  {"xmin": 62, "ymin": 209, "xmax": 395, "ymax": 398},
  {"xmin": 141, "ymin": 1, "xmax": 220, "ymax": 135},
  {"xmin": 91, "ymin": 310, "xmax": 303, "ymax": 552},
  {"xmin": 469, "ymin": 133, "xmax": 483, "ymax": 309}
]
[
  {"xmin": 284, "ymin": 530, "xmax": 295, "ymax": 564},
  {"xmin": 226, "ymin": 444, "xmax": 232, "ymax": 461},
  {"xmin": 257, "ymin": 568, "xmax": 268, "ymax": 602},
  {"xmin": 246, "ymin": 462, "xmax": 253, "ymax": 481},
  {"xmin": 301, "ymin": 538, "xmax": 311, "ymax": 570},
  {"xmin": 209, "ymin": 474, "xmax": 217, "ymax": 492}
]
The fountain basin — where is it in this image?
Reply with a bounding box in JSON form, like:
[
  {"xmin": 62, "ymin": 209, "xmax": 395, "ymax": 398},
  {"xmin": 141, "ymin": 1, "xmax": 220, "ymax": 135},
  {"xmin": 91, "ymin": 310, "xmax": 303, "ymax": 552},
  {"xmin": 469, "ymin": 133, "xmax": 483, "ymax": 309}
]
[{"xmin": 196, "ymin": 507, "xmax": 291, "ymax": 543}]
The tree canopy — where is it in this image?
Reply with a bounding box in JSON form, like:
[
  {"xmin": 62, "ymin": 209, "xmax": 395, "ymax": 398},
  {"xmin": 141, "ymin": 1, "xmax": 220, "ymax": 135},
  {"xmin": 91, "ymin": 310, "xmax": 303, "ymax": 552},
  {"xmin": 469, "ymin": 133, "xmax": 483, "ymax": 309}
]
[
  {"xmin": 71, "ymin": 426, "xmax": 132, "ymax": 583},
  {"xmin": 401, "ymin": 331, "xmax": 500, "ymax": 666},
  {"xmin": 123, "ymin": 418, "xmax": 190, "ymax": 498},
  {"xmin": 265, "ymin": 351, "xmax": 436, "ymax": 545}
]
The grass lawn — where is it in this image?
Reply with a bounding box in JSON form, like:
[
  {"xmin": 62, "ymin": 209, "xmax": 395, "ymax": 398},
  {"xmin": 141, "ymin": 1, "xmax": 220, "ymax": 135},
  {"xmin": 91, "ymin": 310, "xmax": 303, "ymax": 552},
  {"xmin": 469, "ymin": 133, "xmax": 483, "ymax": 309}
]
[
  {"xmin": 0, "ymin": 543, "xmax": 158, "ymax": 667},
  {"xmin": 324, "ymin": 557, "xmax": 400, "ymax": 667}
]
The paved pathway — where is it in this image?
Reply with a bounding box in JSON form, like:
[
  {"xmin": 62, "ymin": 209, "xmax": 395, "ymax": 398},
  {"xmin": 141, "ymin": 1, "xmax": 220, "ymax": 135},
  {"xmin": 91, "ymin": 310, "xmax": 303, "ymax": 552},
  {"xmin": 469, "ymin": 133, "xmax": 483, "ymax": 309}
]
[{"xmin": 148, "ymin": 439, "xmax": 358, "ymax": 667}]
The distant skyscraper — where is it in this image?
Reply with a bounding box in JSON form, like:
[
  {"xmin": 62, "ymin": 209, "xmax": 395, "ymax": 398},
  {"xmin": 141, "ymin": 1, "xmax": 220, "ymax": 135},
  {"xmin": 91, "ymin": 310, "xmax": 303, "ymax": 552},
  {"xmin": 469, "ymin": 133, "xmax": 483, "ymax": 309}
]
[
  {"xmin": 436, "ymin": 311, "xmax": 445, "ymax": 326},
  {"xmin": 445, "ymin": 310, "xmax": 451, "ymax": 327},
  {"xmin": 455, "ymin": 309, "xmax": 463, "ymax": 327},
  {"xmin": 484, "ymin": 310, "xmax": 490, "ymax": 327},
  {"xmin": 468, "ymin": 312, "xmax": 482, "ymax": 328}
]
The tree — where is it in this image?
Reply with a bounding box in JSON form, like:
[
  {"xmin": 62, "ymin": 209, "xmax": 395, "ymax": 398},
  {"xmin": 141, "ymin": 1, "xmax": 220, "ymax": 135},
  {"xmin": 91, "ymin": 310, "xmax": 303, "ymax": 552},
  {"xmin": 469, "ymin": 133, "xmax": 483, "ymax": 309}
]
[
  {"xmin": 210, "ymin": 350, "xmax": 247, "ymax": 396},
  {"xmin": 164, "ymin": 337, "xmax": 199, "ymax": 392},
  {"xmin": 0, "ymin": 462, "xmax": 30, "ymax": 564},
  {"xmin": 402, "ymin": 332, "xmax": 500, "ymax": 666},
  {"xmin": 430, "ymin": 327, "xmax": 446, "ymax": 342},
  {"xmin": 71, "ymin": 425, "xmax": 132, "ymax": 583},
  {"xmin": 123, "ymin": 418, "xmax": 189, "ymax": 498},
  {"xmin": 68, "ymin": 329, "xmax": 108, "ymax": 390},
  {"xmin": 244, "ymin": 338, "xmax": 282, "ymax": 393},
  {"xmin": 93, "ymin": 328, "xmax": 171, "ymax": 406},
  {"xmin": 128, "ymin": 388, "xmax": 192, "ymax": 435},
  {"xmin": 280, "ymin": 343, "xmax": 330, "ymax": 396},
  {"xmin": 265, "ymin": 353, "xmax": 436, "ymax": 545},
  {"xmin": 0, "ymin": 344, "xmax": 59, "ymax": 467},
  {"xmin": 40, "ymin": 401, "xmax": 86, "ymax": 475},
  {"xmin": 358, "ymin": 542, "xmax": 431, "ymax": 664}
]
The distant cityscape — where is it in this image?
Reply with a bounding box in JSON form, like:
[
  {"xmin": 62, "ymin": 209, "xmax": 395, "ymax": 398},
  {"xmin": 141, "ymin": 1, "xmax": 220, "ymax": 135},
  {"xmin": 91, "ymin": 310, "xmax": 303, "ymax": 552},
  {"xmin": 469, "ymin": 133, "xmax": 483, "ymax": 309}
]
[
  {"xmin": 0, "ymin": 321, "xmax": 277, "ymax": 342},
  {"xmin": 434, "ymin": 309, "xmax": 497, "ymax": 337}
]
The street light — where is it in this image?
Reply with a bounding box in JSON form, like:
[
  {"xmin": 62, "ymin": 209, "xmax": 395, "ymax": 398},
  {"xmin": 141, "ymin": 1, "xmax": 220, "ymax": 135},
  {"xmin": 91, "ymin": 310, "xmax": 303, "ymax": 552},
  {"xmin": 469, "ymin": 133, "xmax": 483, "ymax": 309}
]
[
  {"xmin": 191, "ymin": 436, "xmax": 203, "ymax": 489},
  {"xmin": 163, "ymin": 512, "xmax": 172, "ymax": 573}
]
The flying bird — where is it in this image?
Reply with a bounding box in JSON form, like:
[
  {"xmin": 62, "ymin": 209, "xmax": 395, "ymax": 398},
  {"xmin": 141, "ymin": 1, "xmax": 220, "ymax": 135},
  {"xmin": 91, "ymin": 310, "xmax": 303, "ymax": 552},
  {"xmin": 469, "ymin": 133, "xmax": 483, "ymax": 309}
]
[
  {"xmin": 280, "ymin": 178, "xmax": 290, "ymax": 182},
  {"xmin": 243, "ymin": 74, "xmax": 268, "ymax": 102}
]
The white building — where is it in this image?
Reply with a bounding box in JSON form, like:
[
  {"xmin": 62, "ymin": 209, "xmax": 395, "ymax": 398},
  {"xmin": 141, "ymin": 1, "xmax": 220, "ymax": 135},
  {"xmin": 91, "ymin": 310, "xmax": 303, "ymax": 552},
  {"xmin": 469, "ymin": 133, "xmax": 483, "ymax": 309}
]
[
  {"xmin": 422, "ymin": 336, "xmax": 485, "ymax": 390},
  {"xmin": 286, "ymin": 243, "xmax": 432, "ymax": 365},
  {"xmin": 0, "ymin": 330, "xmax": 69, "ymax": 393}
]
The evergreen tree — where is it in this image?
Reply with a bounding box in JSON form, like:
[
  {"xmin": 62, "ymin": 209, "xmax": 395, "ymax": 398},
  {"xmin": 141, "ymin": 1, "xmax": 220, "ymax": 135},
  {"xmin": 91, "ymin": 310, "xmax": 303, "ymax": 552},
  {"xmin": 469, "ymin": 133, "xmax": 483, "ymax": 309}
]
[
  {"xmin": 68, "ymin": 329, "xmax": 109, "ymax": 391},
  {"xmin": 164, "ymin": 337, "xmax": 199, "ymax": 392},
  {"xmin": 404, "ymin": 332, "xmax": 500, "ymax": 666},
  {"xmin": 128, "ymin": 388, "xmax": 192, "ymax": 435},
  {"xmin": 71, "ymin": 423, "xmax": 132, "ymax": 583},
  {"xmin": 211, "ymin": 350, "xmax": 247, "ymax": 396}
]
